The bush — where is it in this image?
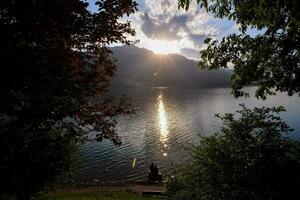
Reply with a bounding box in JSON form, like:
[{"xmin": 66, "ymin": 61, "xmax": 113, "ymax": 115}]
[{"xmin": 166, "ymin": 105, "xmax": 300, "ymax": 200}]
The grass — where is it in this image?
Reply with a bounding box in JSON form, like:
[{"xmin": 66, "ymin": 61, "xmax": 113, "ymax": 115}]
[{"xmin": 35, "ymin": 191, "xmax": 161, "ymax": 200}]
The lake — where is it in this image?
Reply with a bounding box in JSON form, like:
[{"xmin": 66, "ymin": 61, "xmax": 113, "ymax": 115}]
[{"xmin": 76, "ymin": 86, "xmax": 300, "ymax": 184}]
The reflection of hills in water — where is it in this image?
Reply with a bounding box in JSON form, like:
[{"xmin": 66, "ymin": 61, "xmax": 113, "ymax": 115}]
[{"xmin": 110, "ymin": 45, "xmax": 232, "ymax": 88}]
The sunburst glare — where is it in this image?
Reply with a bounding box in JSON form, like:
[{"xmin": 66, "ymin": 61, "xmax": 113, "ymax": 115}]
[{"xmin": 146, "ymin": 39, "xmax": 179, "ymax": 54}]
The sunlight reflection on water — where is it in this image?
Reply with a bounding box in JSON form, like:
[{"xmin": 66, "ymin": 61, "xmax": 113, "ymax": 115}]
[{"xmin": 157, "ymin": 92, "xmax": 169, "ymax": 156}]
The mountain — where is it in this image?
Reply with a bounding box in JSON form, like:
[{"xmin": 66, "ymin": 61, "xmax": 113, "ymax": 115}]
[{"xmin": 110, "ymin": 45, "xmax": 232, "ymax": 88}]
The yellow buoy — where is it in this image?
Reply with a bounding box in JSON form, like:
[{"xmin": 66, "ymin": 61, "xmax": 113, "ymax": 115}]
[{"xmin": 132, "ymin": 158, "xmax": 137, "ymax": 168}]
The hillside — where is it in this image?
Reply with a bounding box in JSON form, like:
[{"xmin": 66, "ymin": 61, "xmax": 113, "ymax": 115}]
[{"xmin": 110, "ymin": 45, "xmax": 231, "ymax": 88}]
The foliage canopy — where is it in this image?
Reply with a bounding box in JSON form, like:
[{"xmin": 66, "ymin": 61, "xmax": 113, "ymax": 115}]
[
  {"xmin": 0, "ymin": 0, "xmax": 137, "ymax": 199},
  {"xmin": 179, "ymin": 0, "xmax": 300, "ymax": 99}
]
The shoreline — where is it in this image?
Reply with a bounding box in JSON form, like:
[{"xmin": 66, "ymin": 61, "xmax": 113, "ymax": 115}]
[
  {"xmin": 40, "ymin": 182, "xmax": 166, "ymax": 199},
  {"xmin": 55, "ymin": 181, "xmax": 166, "ymax": 193}
]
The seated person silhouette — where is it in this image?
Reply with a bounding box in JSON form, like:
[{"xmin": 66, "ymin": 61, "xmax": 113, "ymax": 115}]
[{"xmin": 148, "ymin": 163, "xmax": 162, "ymax": 182}]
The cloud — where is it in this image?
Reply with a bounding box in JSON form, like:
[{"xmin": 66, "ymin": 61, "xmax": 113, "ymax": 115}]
[
  {"xmin": 140, "ymin": 13, "xmax": 180, "ymax": 41},
  {"xmin": 138, "ymin": 0, "xmax": 217, "ymax": 48},
  {"xmin": 139, "ymin": 11, "xmax": 213, "ymax": 48},
  {"xmin": 188, "ymin": 33, "xmax": 210, "ymax": 48},
  {"xmin": 126, "ymin": 0, "xmax": 237, "ymax": 58},
  {"xmin": 140, "ymin": 13, "xmax": 193, "ymax": 41}
]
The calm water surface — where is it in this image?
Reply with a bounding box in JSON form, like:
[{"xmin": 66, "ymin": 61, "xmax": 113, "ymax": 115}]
[{"xmin": 77, "ymin": 87, "xmax": 300, "ymax": 184}]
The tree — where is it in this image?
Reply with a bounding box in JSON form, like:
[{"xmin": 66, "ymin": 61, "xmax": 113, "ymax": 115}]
[
  {"xmin": 178, "ymin": 0, "xmax": 300, "ymax": 99},
  {"xmin": 166, "ymin": 105, "xmax": 300, "ymax": 200},
  {"xmin": 170, "ymin": 1, "xmax": 300, "ymax": 199},
  {"xmin": 0, "ymin": 0, "xmax": 137, "ymax": 199}
]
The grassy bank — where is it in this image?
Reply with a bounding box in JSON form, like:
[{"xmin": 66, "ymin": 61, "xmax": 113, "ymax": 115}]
[
  {"xmin": 35, "ymin": 191, "xmax": 160, "ymax": 200},
  {"xmin": 33, "ymin": 184, "xmax": 165, "ymax": 200}
]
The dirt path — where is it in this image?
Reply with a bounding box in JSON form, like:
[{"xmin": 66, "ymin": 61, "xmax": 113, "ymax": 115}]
[{"xmin": 55, "ymin": 183, "xmax": 166, "ymax": 195}]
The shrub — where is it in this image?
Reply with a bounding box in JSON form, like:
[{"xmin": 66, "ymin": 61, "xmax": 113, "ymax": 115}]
[{"xmin": 166, "ymin": 105, "xmax": 300, "ymax": 200}]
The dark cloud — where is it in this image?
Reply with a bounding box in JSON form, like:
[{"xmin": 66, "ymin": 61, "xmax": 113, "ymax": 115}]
[
  {"xmin": 188, "ymin": 33, "xmax": 211, "ymax": 48},
  {"xmin": 161, "ymin": 0, "xmax": 171, "ymax": 7},
  {"xmin": 140, "ymin": 11, "xmax": 212, "ymax": 48},
  {"xmin": 170, "ymin": 15, "xmax": 189, "ymax": 27},
  {"xmin": 180, "ymin": 48, "xmax": 200, "ymax": 60},
  {"xmin": 140, "ymin": 13, "xmax": 190, "ymax": 41}
]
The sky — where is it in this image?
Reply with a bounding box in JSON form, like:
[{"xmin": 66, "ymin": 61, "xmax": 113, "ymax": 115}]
[{"xmin": 87, "ymin": 0, "xmax": 242, "ymax": 60}]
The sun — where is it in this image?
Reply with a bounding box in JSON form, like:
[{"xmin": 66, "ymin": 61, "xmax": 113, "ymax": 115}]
[{"xmin": 145, "ymin": 39, "xmax": 179, "ymax": 55}]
